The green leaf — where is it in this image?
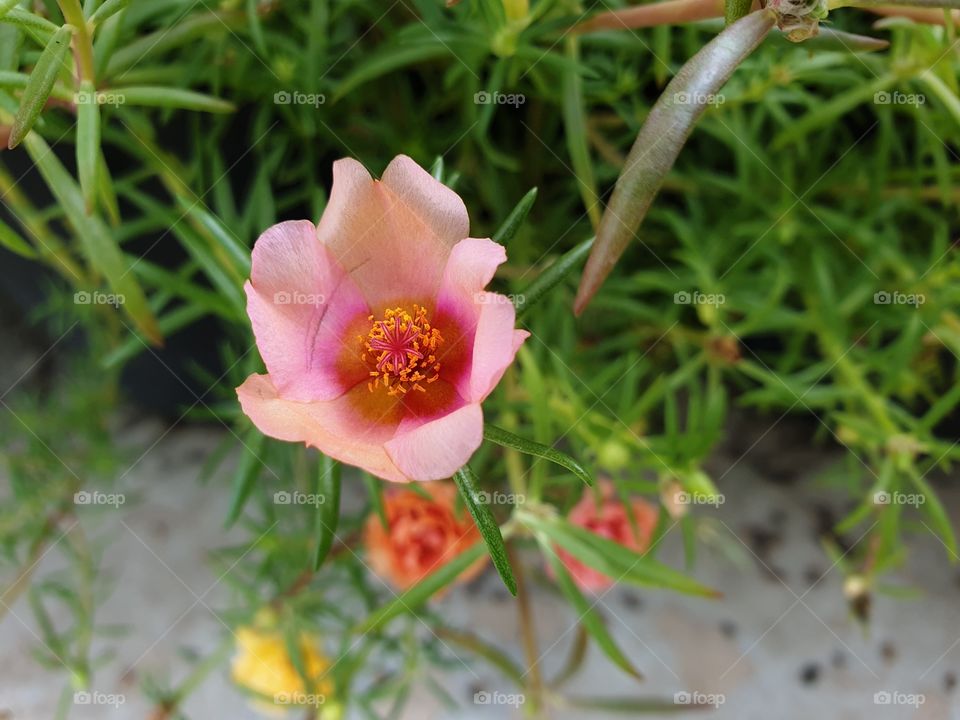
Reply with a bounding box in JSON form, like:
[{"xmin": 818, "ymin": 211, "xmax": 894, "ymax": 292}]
[
  {"xmin": 333, "ymin": 41, "xmax": 455, "ymax": 101},
  {"xmin": 0, "ymin": 70, "xmax": 72, "ymax": 100},
  {"xmin": 96, "ymin": 152, "xmax": 120, "ymax": 225},
  {"xmin": 8, "ymin": 23, "xmax": 72, "ymax": 149},
  {"xmin": 516, "ymin": 237, "xmax": 594, "ymax": 315},
  {"xmin": 363, "ymin": 472, "xmax": 388, "ymax": 529},
  {"xmin": 245, "ymin": 0, "xmax": 267, "ymax": 55},
  {"xmin": 434, "ymin": 626, "xmax": 526, "ymax": 685},
  {"xmin": 104, "ymin": 9, "xmax": 246, "ymax": 76},
  {"xmin": 76, "ymin": 80, "xmax": 100, "ymax": 212},
  {"xmin": 100, "ymin": 303, "xmax": 207, "ymax": 368},
  {"xmin": 523, "ymin": 511, "xmax": 719, "ymax": 597},
  {"xmin": 181, "ymin": 203, "xmax": 250, "ymax": 276},
  {"xmin": 0, "ymin": 9, "xmax": 58, "ymax": 45},
  {"xmin": 917, "ymin": 71, "xmax": 960, "ymax": 128},
  {"xmin": 909, "ymin": 469, "xmax": 958, "ymax": 561},
  {"xmin": 484, "ymin": 424, "xmax": 592, "ymax": 486},
  {"xmin": 562, "ymin": 36, "xmax": 600, "ymax": 228},
  {"xmin": 453, "ymin": 465, "xmax": 517, "ymax": 596},
  {"xmin": 224, "ymin": 431, "xmax": 266, "ymax": 528},
  {"xmin": 0, "ymin": 25, "xmax": 21, "ymax": 72},
  {"xmin": 312, "ymin": 455, "xmax": 341, "ymax": 570},
  {"xmin": 538, "ymin": 533, "xmax": 644, "ymax": 681},
  {"xmin": 725, "ymin": 0, "xmax": 752, "ymax": 24},
  {"xmin": 772, "ymin": 73, "xmax": 894, "ymax": 148},
  {"xmin": 0, "ymin": 0, "xmax": 20, "ymax": 21},
  {"xmin": 89, "ymin": 0, "xmax": 128, "ymax": 26},
  {"xmin": 0, "ymin": 216, "xmax": 36, "ymax": 258},
  {"xmin": 492, "ymin": 187, "xmax": 537, "ymax": 245},
  {"xmin": 111, "ymin": 86, "xmax": 235, "ymax": 113},
  {"xmin": 22, "ymin": 132, "xmax": 162, "ymax": 343},
  {"xmin": 355, "ymin": 542, "xmax": 486, "ymax": 633},
  {"xmin": 573, "ymin": 10, "xmax": 776, "ymax": 314}
]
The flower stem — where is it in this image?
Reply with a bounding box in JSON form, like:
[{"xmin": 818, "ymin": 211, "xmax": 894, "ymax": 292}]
[
  {"xmin": 57, "ymin": 0, "xmax": 96, "ymax": 82},
  {"xmin": 511, "ymin": 545, "xmax": 544, "ymax": 715}
]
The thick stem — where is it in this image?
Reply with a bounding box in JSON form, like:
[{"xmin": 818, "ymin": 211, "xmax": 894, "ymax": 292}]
[{"xmin": 57, "ymin": 0, "xmax": 95, "ymax": 82}]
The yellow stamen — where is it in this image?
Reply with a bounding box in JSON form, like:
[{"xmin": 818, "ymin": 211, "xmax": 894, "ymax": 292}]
[{"xmin": 362, "ymin": 304, "xmax": 444, "ymax": 397}]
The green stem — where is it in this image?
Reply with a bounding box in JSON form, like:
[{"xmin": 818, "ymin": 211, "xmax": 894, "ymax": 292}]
[{"xmin": 57, "ymin": 0, "xmax": 95, "ymax": 82}]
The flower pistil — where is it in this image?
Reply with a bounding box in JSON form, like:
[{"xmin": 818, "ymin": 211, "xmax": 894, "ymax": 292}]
[{"xmin": 362, "ymin": 304, "xmax": 443, "ymax": 395}]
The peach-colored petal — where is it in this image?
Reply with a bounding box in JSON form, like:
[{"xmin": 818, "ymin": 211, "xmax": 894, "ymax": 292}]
[
  {"xmin": 245, "ymin": 220, "xmax": 370, "ymax": 402},
  {"xmin": 554, "ymin": 485, "xmax": 660, "ymax": 592},
  {"xmin": 317, "ymin": 156, "xmax": 468, "ymax": 310},
  {"xmin": 434, "ymin": 238, "xmax": 528, "ymax": 401},
  {"xmin": 237, "ymin": 373, "xmax": 407, "ymax": 482},
  {"xmin": 437, "ymin": 237, "xmax": 506, "ymax": 306},
  {"xmin": 363, "ymin": 482, "xmax": 484, "ymax": 592},
  {"xmin": 381, "ymin": 156, "xmax": 469, "ymax": 246},
  {"xmin": 385, "ymin": 404, "xmax": 483, "ymax": 481},
  {"xmin": 468, "ymin": 297, "xmax": 530, "ymax": 402}
]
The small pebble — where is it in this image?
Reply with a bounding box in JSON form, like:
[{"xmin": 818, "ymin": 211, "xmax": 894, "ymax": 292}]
[
  {"xmin": 719, "ymin": 620, "xmax": 738, "ymax": 639},
  {"xmin": 880, "ymin": 641, "xmax": 897, "ymax": 664},
  {"xmin": 621, "ymin": 590, "xmax": 643, "ymax": 611},
  {"xmin": 800, "ymin": 663, "xmax": 820, "ymax": 685},
  {"xmin": 944, "ymin": 672, "xmax": 956, "ymax": 692}
]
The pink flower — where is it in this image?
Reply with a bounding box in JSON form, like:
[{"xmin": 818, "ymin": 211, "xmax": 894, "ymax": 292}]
[
  {"xmin": 554, "ymin": 482, "xmax": 659, "ymax": 592},
  {"xmin": 236, "ymin": 156, "xmax": 529, "ymax": 482},
  {"xmin": 363, "ymin": 482, "xmax": 486, "ymax": 592}
]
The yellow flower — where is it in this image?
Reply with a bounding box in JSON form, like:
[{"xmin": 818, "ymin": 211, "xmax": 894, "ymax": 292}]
[{"xmin": 231, "ymin": 613, "xmax": 333, "ymax": 716}]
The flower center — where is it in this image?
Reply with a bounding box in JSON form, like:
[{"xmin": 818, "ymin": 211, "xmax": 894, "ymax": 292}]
[{"xmin": 361, "ymin": 305, "xmax": 443, "ymax": 395}]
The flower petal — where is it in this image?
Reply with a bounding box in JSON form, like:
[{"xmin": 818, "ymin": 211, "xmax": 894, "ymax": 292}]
[
  {"xmin": 246, "ymin": 220, "xmax": 370, "ymax": 402},
  {"xmin": 436, "ymin": 237, "xmax": 506, "ymax": 307},
  {"xmin": 237, "ymin": 373, "xmax": 408, "ymax": 482},
  {"xmin": 385, "ymin": 404, "xmax": 483, "ymax": 481},
  {"xmin": 434, "ymin": 238, "xmax": 527, "ymax": 401},
  {"xmin": 468, "ymin": 298, "xmax": 529, "ymax": 403},
  {"xmin": 318, "ymin": 156, "xmax": 468, "ymax": 310},
  {"xmin": 381, "ymin": 155, "xmax": 469, "ymax": 247}
]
